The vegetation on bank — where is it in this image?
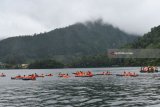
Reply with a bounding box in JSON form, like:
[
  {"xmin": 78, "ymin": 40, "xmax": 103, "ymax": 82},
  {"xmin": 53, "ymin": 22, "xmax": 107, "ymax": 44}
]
[
  {"xmin": 124, "ymin": 25, "xmax": 160, "ymax": 48},
  {"xmin": 0, "ymin": 20, "xmax": 137, "ymax": 64},
  {"xmin": 28, "ymin": 59, "xmax": 64, "ymax": 69},
  {"xmin": 0, "ymin": 57, "xmax": 160, "ymax": 69},
  {"xmin": 23, "ymin": 24, "xmax": 160, "ymax": 69},
  {"xmin": 67, "ymin": 53, "xmax": 160, "ymax": 68},
  {"xmin": 0, "ymin": 22, "xmax": 160, "ymax": 69},
  {"xmin": 0, "ymin": 59, "xmax": 64, "ymax": 69}
]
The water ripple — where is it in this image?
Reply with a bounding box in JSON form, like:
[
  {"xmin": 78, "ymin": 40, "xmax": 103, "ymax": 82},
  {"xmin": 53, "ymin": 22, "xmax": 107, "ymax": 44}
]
[{"xmin": 1, "ymin": 68, "xmax": 160, "ymax": 106}]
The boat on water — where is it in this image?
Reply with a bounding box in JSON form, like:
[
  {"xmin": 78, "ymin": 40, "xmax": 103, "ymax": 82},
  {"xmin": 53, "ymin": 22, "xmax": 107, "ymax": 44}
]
[
  {"xmin": 75, "ymin": 75, "xmax": 93, "ymax": 77},
  {"xmin": 45, "ymin": 74, "xmax": 53, "ymax": 76},
  {"xmin": 11, "ymin": 77, "xmax": 23, "ymax": 80},
  {"xmin": 116, "ymin": 71, "xmax": 138, "ymax": 77},
  {"xmin": 11, "ymin": 76, "xmax": 36, "ymax": 80},
  {"xmin": 34, "ymin": 73, "xmax": 45, "ymax": 78},
  {"xmin": 11, "ymin": 75, "xmax": 23, "ymax": 80},
  {"xmin": 0, "ymin": 73, "xmax": 6, "ymax": 77},
  {"xmin": 22, "ymin": 77, "xmax": 36, "ymax": 80},
  {"xmin": 73, "ymin": 71, "xmax": 94, "ymax": 77},
  {"xmin": 116, "ymin": 74, "xmax": 138, "ymax": 77},
  {"xmin": 96, "ymin": 71, "xmax": 112, "ymax": 75},
  {"xmin": 11, "ymin": 74, "xmax": 37, "ymax": 80},
  {"xmin": 58, "ymin": 73, "xmax": 70, "ymax": 78},
  {"xmin": 36, "ymin": 75, "xmax": 45, "ymax": 78},
  {"xmin": 140, "ymin": 66, "xmax": 159, "ymax": 73},
  {"xmin": 0, "ymin": 75, "xmax": 6, "ymax": 77}
]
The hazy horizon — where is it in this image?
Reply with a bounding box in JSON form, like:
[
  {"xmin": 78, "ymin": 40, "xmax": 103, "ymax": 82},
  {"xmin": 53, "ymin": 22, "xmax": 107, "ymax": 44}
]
[{"xmin": 0, "ymin": 0, "xmax": 160, "ymax": 38}]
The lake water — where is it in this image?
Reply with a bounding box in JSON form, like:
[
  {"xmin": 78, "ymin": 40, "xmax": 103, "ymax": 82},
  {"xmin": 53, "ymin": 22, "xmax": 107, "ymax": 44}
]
[{"xmin": 0, "ymin": 67, "xmax": 160, "ymax": 107}]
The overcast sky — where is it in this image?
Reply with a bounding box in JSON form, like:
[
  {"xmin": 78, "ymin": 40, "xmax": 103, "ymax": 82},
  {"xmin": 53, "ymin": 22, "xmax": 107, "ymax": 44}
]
[{"xmin": 0, "ymin": 0, "xmax": 160, "ymax": 38}]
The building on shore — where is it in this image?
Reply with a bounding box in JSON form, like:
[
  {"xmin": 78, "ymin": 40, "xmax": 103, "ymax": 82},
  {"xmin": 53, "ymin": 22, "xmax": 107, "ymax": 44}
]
[{"xmin": 20, "ymin": 64, "xmax": 29, "ymax": 69}]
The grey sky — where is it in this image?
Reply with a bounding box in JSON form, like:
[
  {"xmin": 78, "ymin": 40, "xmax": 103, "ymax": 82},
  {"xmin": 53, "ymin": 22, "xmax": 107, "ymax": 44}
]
[{"xmin": 0, "ymin": 0, "xmax": 160, "ymax": 38}]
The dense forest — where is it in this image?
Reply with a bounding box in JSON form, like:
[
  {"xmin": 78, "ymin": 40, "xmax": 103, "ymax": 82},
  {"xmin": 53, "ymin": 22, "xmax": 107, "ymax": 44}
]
[
  {"xmin": 69, "ymin": 25, "xmax": 160, "ymax": 68},
  {"xmin": 1, "ymin": 20, "xmax": 160, "ymax": 69},
  {"xmin": 28, "ymin": 59, "xmax": 64, "ymax": 69},
  {"xmin": 125, "ymin": 25, "xmax": 160, "ymax": 48},
  {"xmin": 0, "ymin": 20, "xmax": 137, "ymax": 65},
  {"xmin": 0, "ymin": 21, "xmax": 160, "ymax": 69}
]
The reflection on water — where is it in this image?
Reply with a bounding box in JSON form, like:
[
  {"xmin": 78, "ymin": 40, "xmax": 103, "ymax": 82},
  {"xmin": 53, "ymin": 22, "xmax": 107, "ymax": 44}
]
[{"xmin": 0, "ymin": 67, "xmax": 160, "ymax": 107}]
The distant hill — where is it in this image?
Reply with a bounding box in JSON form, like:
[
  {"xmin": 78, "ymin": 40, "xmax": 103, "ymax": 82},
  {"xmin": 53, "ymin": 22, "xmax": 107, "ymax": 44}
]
[
  {"xmin": 125, "ymin": 25, "xmax": 160, "ymax": 48},
  {"xmin": 0, "ymin": 20, "xmax": 138, "ymax": 64},
  {"xmin": 70, "ymin": 25, "xmax": 160, "ymax": 68},
  {"xmin": 119, "ymin": 25, "xmax": 160, "ymax": 66}
]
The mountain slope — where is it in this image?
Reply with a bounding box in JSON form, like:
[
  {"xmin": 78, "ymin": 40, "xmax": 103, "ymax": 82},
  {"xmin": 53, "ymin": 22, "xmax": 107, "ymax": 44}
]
[
  {"xmin": 0, "ymin": 21, "xmax": 138, "ymax": 64},
  {"xmin": 126, "ymin": 25, "xmax": 160, "ymax": 48},
  {"xmin": 68, "ymin": 25, "xmax": 160, "ymax": 68}
]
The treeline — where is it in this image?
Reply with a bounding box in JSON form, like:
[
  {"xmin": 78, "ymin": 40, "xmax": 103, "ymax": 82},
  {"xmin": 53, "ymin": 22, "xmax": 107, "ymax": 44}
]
[
  {"xmin": 28, "ymin": 59, "xmax": 64, "ymax": 69},
  {"xmin": 0, "ymin": 20, "xmax": 137, "ymax": 64},
  {"xmin": 68, "ymin": 55, "xmax": 160, "ymax": 68},
  {"xmin": 26, "ymin": 56, "xmax": 160, "ymax": 69},
  {"xmin": 1, "ymin": 21, "xmax": 160, "ymax": 68},
  {"xmin": 125, "ymin": 25, "xmax": 160, "ymax": 48},
  {"xmin": 1, "ymin": 56, "xmax": 160, "ymax": 69}
]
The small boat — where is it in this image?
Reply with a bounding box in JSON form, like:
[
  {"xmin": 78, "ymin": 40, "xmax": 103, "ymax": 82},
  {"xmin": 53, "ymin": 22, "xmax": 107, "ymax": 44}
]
[
  {"xmin": 116, "ymin": 74, "xmax": 138, "ymax": 77},
  {"xmin": 58, "ymin": 75, "xmax": 64, "ymax": 77},
  {"xmin": 45, "ymin": 74, "xmax": 53, "ymax": 76},
  {"xmin": 22, "ymin": 77, "xmax": 36, "ymax": 80},
  {"xmin": 96, "ymin": 74, "xmax": 105, "ymax": 75},
  {"xmin": 140, "ymin": 70, "xmax": 159, "ymax": 73},
  {"xmin": 0, "ymin": 75, "xmax": 6, "ymax": 77},
  {"xmin": 96, "ymin": 74, "xmax": 112, "ymax": 75},
  {"xmin": 62, "ymin": 75, "xmax": 70, "ymax": 78},
  {"xmin": 106, "ymin": 74, "xmax": 112, "ymax": 75},
  {"xmin": 11, "ymin": 77, "xmax": 21, "ymax": 80},
  {"xmin": 116, "ymin": 74, "xmax": 124, "ymax": 76},
  {"xmin": 75, "ymin": 75, "xmax": 93, "ymax": 77},
  {"xmin": 140, "ymin": 66, "xmax": 159, "ymax": 73},
  {"xmin": 72, "ymin": 73, "xmax": 77, "ymax": 74},
  {"xmin": 35, "ymin": 75, "xmax": 45, "ymax": 78},
  {"xmin": 11, "ymin": 76, "xmax": 23, "ymax": 80},
  {"xmin": 73, "ymin": 71, "xmax": 94, "ymax": 77},
  {"xmin": 59, "ymin": 73, "xmax": 70, "ymax": 78},
  {"xmin": 11, "ymin": 75, "xmax": 36, "ymax": 80},
  {"xmin": 58, "ymin": 73, "xmax": 66, "ymax": 77},
  {"xmin": 96, "ymin": 72, "xmax": 106, "ymax": 75},
  {"xmin": 0, "ymin": 73, "xmax": 6, "ymax": 77},
  {"xmin": 96, "ymin": 72, "xmax": 112, "ymax": 75}
]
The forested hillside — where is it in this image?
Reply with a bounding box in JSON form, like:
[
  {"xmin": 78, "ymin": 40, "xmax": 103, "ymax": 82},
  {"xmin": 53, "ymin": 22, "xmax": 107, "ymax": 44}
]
[
  {"xmin": 0, "ymin": 20, "xmax": 137, "ymax": 64},
  {"xmin": 125, "ymin": 25, "xmax": 160, "ymax": 48}
]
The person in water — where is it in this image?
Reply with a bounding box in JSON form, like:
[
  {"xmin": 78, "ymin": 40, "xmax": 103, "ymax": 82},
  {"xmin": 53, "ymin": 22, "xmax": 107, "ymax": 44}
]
[
  {"xmin": 35, "ymin": 73, "xmax": 38, "ymax": 76},
  {"xmin": 133, "ymin": 72, "xmax": 136, "ymax": 76},
  {"xmin": 143, "ymin": 67, "xmax": 148, "ymax": 72},
  {"xmin": 123, "ymin": 71, "xmax": 126, "ymax": 76}
]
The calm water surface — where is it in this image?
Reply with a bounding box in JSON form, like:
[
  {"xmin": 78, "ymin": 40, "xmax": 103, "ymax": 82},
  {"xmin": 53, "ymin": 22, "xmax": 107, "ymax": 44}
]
[{"xmin": 0, "ymin": 67, "xmax": 160, "ymax": 107}]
